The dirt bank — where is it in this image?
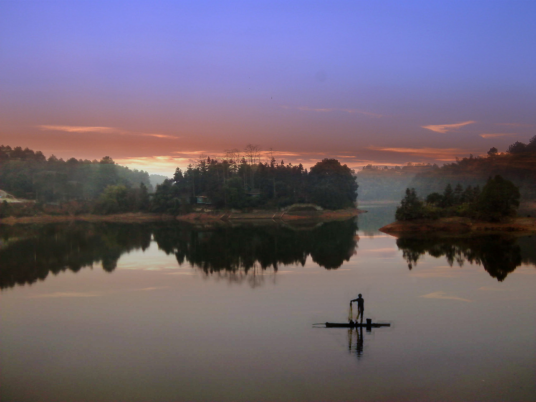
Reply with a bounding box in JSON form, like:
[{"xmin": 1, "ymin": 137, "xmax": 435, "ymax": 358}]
[
  {"xmin": 380, "ymin": 216, "xmax": 536, "ymax": 236},
  {"xmin": 0, "ymin": 209, "xmax": 362, "ymax": 225},
  {"xmin": 0, "ymin": 213, "xmax": 176, "ymax": 225}
]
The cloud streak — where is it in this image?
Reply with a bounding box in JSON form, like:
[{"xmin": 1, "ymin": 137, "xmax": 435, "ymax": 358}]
[
  {"xmin": 146, "ymin": 134, "xmax": 180, "ymax": 140},
  {"xmin": 37, "ymin": 125, "xmax": 180, "ymax": 140},
  {"xmin": 39, "ymin": 125, "xmax": 115, "ymax": 133},
  {"xmin": 368, "ymin": 146, "xmax": 469, "ymax": 161},
  {"xmin": 422, "ymin": 121, "xmax": 475, "ymax": 133},
  {"xmin": 479, "ymin": 133, "xmax": 516, "ymax": 139}
]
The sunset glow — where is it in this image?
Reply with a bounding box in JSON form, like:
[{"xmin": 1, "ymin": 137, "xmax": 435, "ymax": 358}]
[{"xmin": 1, "ymin": 1, "xmax": 535, "ymax": 176}]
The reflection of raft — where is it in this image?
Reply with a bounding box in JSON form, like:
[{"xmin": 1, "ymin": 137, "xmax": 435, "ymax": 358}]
[{"xmin": 325, "ymin": 320, "xmax": 390, "ymax": 328}]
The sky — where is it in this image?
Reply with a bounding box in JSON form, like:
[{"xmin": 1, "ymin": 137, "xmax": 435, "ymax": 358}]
[{"xmin": 1, "ymin": 0, "xmax": 535, "ymax": 175}]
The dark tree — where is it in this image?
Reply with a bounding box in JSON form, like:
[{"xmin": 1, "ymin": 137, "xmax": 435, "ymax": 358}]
[
  {"xmin": 526, "ymin": 135, "xmax": 536, "ymax": 152},
  {"xmin": 440, "ymin": 183, "xmax": 455, "ymax": 208},
  {"xmin": 473, "ymin": 175, "xmax": 520, "ymax": 222},
  {"xmin": 487, "ymin": 147, "xmax": 498, "ymax": 157},
  {"xmin": 426, "ymin": 192, "xmax": 443, "ymax": 206},
  {"xmin": 507, "ymin": 141, "xmax": 527, "ymax": 154},
  {"xmin": 395, "ymin": 188, "xmax": 424, "ymax": 221},
  {"xmin": 308, "ymin": 159, "xmax": 357, "ymax": 209}
]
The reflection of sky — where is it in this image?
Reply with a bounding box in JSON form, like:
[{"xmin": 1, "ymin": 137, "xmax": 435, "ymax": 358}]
[
  {"xmin": 115, "ymin": 241, "xmax": 190, "ymax": 271},
  {"xmin": 1, "ymin": 1, "xmax": 535, "ymax": 174},
  {"xmin": 2, "ymin": 231, "xmax": 535, "ymax": 401}
]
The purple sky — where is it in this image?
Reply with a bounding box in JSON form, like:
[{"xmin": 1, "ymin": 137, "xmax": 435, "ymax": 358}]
[{"xmin": 1, "ymin": 1, "xmax": 535, "ymax": 174}]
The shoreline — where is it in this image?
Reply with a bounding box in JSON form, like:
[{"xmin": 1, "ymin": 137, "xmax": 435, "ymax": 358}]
[
  {"xmin": 380, "ymin": 216, "xmax": 536, "ymax": 236},
  {"xmin": 0, "ymin": 208, "xmax": 362, "ymax": 225}
]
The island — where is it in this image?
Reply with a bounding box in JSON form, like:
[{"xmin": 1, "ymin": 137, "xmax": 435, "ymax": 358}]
[
  {"xmin": 380, "ymin": 176, "xmax": 536, "ymax": 235},
  {"xmin": 0, "ymin": 145, "xmax": 361, "ymax": 224}
]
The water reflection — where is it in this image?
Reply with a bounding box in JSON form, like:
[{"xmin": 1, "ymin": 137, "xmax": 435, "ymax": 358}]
[
  {"xmin": 0, "ymin": 223, "xmax": 151, "ymax": 289},
  {"xmin": 396, "ymin": 235, "xmax": 536, "ymax": 281},
  {"xmin": 155, "ymin": 219, "xmax": 358, "ymax": 272},
  {"xmin": 0, "ymin": 219, "xmax": 359, "ymax": 289},
  {"xmin": 348, "ymin": 327, "xmax": 364, "ymax": 359}
]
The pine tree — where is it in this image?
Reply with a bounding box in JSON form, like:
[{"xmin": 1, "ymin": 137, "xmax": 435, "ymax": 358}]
[{"xmin": 395, "ymin": 188, "xmax": 424, "ymax": 221}]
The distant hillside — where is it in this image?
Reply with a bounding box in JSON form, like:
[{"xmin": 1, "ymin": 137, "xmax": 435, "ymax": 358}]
[
  {"xmin": 410, "ymin": 138, "xmax": 536, "ymax": 200},
  {"xmin": 0, "ymin": 145, "xmax": 153, "ymax": 202}
]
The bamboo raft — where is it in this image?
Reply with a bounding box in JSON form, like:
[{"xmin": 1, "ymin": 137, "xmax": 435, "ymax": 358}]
[
  {"xmin": 320, "ymin": 318, "xmax": 390, "ymax": 328},
  {"xmin": 324, "ymin": 322, "xmax": 390, "ymax": 328}
]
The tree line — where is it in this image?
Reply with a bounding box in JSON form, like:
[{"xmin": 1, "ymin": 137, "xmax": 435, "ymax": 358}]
[
  {"xmin": 0, "ymin": 145, "xmax": 358, "ymax": 217},
  {"xmin": 151, "ymin": 147, "xmax": 357, "ymax": 213},
  {"xmin": 0, "ymin": 145, "xmax": 152, "ymax": 201},
  {"xmin": 396, "ymin": 175, "xmax": 520, "ymax": 222},
  {"xmin": 408, "ymin": 136, "xmax": 536, "ymax": 200}
]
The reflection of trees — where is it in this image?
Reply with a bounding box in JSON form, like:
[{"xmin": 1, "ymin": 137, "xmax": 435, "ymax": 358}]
[
  {"xmin": 518, "ymin": 236, "xmax": 536, "ymax": 266},
  {"xmin": 152, "ymin": 219, "xmax": 359, "ymax": 284},
  {"xmin": 0, "ymin": 219, "xmax": 359, "ymax": 289},
  {"xmin": 396, "ymin": 235, "xmax": 536, "ymax": 281},
  {"xmin": 0, "ymin": 223, "xmax": 151, "ymax": 289}
]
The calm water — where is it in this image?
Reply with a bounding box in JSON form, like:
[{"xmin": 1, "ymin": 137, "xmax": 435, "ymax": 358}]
[{"xmin": 1, "ymin": 206, "xmax": 535, "ymax": 402}]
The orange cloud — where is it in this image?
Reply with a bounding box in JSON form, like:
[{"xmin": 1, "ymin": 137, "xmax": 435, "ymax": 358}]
[
  {"xmin": 38, "ymin": 125, "xmax": 180, "ymax": 140},
  {"xmin": 38, "ymin": 125, "xmax": 115, "ymax": 133},
  {"xmin": 422, "ymin": 120, "xmax": 475, "ymax": 133},
  {"xmin": 368, "ymin": 146, "xmax": 469, "ymax": 160},
  {"xmin": 144, "ymin": 134, "xmax": 180, "ymax": 140}
]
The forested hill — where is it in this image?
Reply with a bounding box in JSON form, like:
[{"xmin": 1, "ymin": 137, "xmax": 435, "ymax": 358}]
[
  {"xmin": 152, "ymin": 157, "xmax": 358, "ymax": 212},
  {"xmin": 410, "ymin": 137, "xmax": 536, "ymax": 200},
  {"xmin": 0, "ymin": 145, "xmax": 152, "ymax": 202},
  {"xmin": 356, "ymin": 136, "xmax": 536, "ymax": 202}
]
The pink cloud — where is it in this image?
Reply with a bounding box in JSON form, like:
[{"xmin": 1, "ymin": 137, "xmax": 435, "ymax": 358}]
[{"xmin": 422, "ymin": 121, "xmax": 476, "ymax": 134}]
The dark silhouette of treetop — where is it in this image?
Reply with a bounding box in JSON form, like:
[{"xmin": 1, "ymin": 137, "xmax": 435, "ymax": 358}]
[
  {"xmin": 473, "ymin": 175, "xmax": 520, "ymax": 222},
  {"xmin": 395, "ymin": 188, "xmax": 423, "ymax": 221}
]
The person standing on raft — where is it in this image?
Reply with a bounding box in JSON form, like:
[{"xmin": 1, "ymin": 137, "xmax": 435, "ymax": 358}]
[{"xmin": 349, "ymin": 294, "xmax": 364, "ymax": 324}]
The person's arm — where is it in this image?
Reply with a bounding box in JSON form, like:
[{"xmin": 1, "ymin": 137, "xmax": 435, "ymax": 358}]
[{"xmin": 350, "ymin": 298, "xmax": 358, "ymax": 304}]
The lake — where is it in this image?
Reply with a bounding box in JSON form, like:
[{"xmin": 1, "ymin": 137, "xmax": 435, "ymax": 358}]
[{"xmin": 1, "ymin": 205, "xmax": 535, "ymax": 402}]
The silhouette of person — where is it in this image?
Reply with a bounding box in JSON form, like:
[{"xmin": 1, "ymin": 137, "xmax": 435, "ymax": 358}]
[
  {"xmin": 350, "ymin": 294, "xmax": 364, "ymax": 324},
  {"xmin": 347, "ymin": 327, "xmax": 364, "ymax": 359},
  {"xmin": 356, "ymin": 326, "xmax": 364, "ymax": 356}
]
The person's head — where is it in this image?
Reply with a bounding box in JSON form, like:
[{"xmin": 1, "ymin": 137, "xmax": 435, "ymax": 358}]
[{"xmin": 358, "ymin": 293, "xmax": 362, "ymax": 298}]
